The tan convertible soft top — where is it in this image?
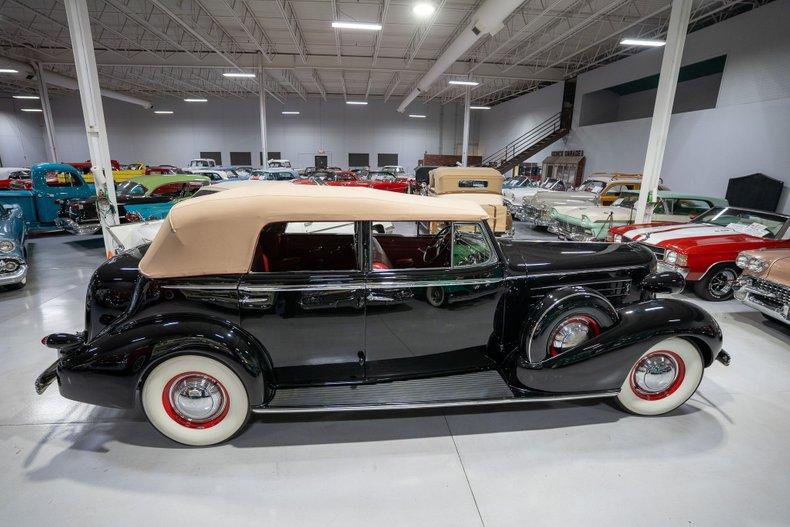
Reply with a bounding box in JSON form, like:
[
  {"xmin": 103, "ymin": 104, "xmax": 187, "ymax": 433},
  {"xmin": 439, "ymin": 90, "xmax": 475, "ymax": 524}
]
[
  {"xmin": 139, "ymin": 183, "xmax": 489, "ymax": 278},
  {"xmin": 429, "ymin": 167, "xmax": 504, "ymax": 195}
]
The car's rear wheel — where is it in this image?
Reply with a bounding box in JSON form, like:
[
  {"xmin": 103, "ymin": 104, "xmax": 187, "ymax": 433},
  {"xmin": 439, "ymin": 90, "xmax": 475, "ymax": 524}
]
[
  {"xmin": 693, "ymin": 264, "xmax": 739, "ymax": 301},
  {"xmin": 142, "ymin": 355, "xmax": 250, "ymax": 446},
  {"xmin": 426, "ymin": 286, "xmax": 446, "ymax": 307},
  {"xmin": 616, "ymin": 337, "xmax": 703, "ymax": 416}
]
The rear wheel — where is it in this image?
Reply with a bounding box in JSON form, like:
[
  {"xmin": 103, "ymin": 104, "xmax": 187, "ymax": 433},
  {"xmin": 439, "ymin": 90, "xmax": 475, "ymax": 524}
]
[
  {"xmin": 693, "ymin": 264, "xmax": 739, "ymax": 301},
  {"xmin": 142, "ymin": 355, "xmax": 250, "ymax": 446},
  {"xmin": 616, "ymin": 338, "xmax": 703, "ymax": 416}
]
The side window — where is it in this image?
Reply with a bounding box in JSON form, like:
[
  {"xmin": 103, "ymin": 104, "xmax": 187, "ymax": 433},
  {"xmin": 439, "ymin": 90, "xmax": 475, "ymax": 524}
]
[
  {"xmin": 674, "ymin": 199, "xmax": 714, "ymax": 215},
  {"xmin": 605, "ymin": 184, "xmax": 625, "ymax": 196},
  {"xmin": 370, "ymin": 221, "xmax": 492, "ymax": 271},
  {"xmin": 653, "ymin": 200, "xmax": 667, "ymax": 214},
  {"xmin": 151, "ymin": 183, "xmax": 185, "ymax": 197},
  {"xmin": 44, "ymin": 170, "xmax": 81, "ymax": 188},
  {"xmin": 252, "ymin": 221, "xmax": 359, "ymax": 272}
]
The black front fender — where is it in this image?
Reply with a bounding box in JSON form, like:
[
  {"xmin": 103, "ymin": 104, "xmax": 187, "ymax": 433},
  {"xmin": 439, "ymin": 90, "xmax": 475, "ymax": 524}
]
[
  {"xmin": 57, "ymin": 313, "xmax": 274, "ymax": 409},
  {"xmin": 515, "ymin": 298, "xmax": 722, "ymax": 393}
]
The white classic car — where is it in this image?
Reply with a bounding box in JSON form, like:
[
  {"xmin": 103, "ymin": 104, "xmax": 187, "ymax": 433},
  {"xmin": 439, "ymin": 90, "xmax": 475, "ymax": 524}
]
[{"xmin": 504, "ymin": 178, "xmax": 567, "ymax": 216}]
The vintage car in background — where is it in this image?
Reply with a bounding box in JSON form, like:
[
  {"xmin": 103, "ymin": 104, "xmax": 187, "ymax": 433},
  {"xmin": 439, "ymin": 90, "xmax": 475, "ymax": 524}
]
[
  {"xmin": 362, "ymin": 171, "xmax": 411, "ymax": 193},
  {"xmin": 267, "ymin": 159, "xmax": 293, "ymax": 168},
  {"xmin": 295, "ymin": 170, "xmax": 410, "ymax": 193},
  {"xmin": 0, "ymin": 163, "xmax": 95, "ymax": 231},
  {"xmin": 68, "ymin": 160, "xmax": 147, "ymax": 183},
  {"xmin": 734, "ymin": 249, "xmax": 790, "ymax": 325},
  {"xmin": 414, "ymin": 165, "xmax": 439, "ymax": 191},
  {"xmin": 503, "ymin": 177, "xmax": 567, "ymax": 216},
  {"xmin": 56, "ymin": 174, "xmax": 210, "ymax": 235},
  {"xmin": 182, "ymin": 158, "xmax": 217, "ymax": 171},
  {"xmin": 0, "ymin": 167, "xmax": 31, "ymax": 190},
  {"xmin": 609, "ymin": 207, "xmax": 790, "ymax": 301},
  {"xmin": 549, "ymin": 191, "xmax": 728, "ymax": 241},
  {"xmin": 0, "ymin": 203, "xmax": 27, "ymax": 289},
  {"xmin": 428, "ymin": 167, "xmax": 513, "ymax": 236},
  {"xmin": 248, "ymin": 167, "xmax": 299, "ymax": 181},
  {"xmin": 380, "ymin": 165, "xmax": 410, "ymax": 178},
  {"xmin": 145, "ymin": 166, "xmax": 178, "ymax": 175},
  {"xmin": 185, "ymin": 168, "xmax": 233, "ymax": 181},
  {"xmin": 36, "ymin": 184, "xmax": 728, "ymax": 446},
  {"xmin": 520, "ymin": 173, "xmax": 655, "ymax": 227}
]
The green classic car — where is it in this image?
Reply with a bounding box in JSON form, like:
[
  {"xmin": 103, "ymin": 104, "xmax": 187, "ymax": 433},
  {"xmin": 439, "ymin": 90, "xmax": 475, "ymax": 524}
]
[{"xmin": 548, "ymin": 191, "xmax": 729, "ymax": 241}]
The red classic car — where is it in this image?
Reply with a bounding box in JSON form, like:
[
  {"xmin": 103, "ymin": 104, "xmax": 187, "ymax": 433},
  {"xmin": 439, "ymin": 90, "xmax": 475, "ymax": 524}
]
[
  {"xmin": 293, "ymin": 170, "xmax": 409, "ymax": 193},
  {"xmin": 0, "ymin": 167, "xmax": 31, "ymax": 190},
  {"xmin": 68, "ymin": 159, "xmax": 122, "ymax": 173},
  {"xmin": 609, "ymin": 206, "xmax": 790, "ymax": 301}
]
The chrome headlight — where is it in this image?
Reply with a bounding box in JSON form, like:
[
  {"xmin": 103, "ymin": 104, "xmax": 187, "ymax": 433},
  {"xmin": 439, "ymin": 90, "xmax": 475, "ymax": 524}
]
[
  {"xmin": 581, "ymin": 215, "xmax": 591, "ymax": 225},
  {"xmin": 614, "ymin": 234, "xmax": 623, "ymax": 243},
  {"xmin": 747, "ymin": 258, "xmax": 767, "ymax": 273},
  {"xmin": 0, "ymin": 240, "xmax": 15, "ymax": 253},
  {"xmin": 736, "ymin": 253, "xmax": 750, "ymax": 269},
  {"xmin": 2, "ymin": 259, "xmax": 19, "ymax": 272},
  {"xmin": 665, "ymin": 250, "xmax": 677, "ymax": 264}
]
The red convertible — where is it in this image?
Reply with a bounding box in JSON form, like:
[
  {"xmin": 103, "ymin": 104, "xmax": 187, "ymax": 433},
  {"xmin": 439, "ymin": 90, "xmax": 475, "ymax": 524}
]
[
  {"xmin": 294, "ymin": 169, "xmax": 409, "ymax": 193},
  {"xmin": 608, "ymin": 206, "xmax": 790, "ymax": 301}
]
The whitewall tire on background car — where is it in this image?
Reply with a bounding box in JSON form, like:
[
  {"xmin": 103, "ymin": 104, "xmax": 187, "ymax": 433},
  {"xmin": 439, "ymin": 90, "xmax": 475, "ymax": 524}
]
[
  {"xmin": 616, "ymin": 337, "xmax": 703, "ymax": 416},
  {"xmin": 142, "ymin": 355, "xmax": 250, "ymax": 446}
]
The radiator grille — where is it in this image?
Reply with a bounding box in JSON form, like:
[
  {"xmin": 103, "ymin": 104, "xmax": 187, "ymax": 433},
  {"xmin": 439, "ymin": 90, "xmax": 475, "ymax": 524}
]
[{"xmin": 752, "ymin": 278, "xmax": 790, "ymax": 306}]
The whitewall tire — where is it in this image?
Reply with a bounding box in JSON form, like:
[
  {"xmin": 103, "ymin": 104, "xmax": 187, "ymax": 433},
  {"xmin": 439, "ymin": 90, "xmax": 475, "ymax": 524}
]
[
  {"xmin": 142, "ymin": 355, "xmax": 250, "ymax": 446},
  {"xmin": 616, "ymin": 338, "xmax": 703, "ymax": 416}
]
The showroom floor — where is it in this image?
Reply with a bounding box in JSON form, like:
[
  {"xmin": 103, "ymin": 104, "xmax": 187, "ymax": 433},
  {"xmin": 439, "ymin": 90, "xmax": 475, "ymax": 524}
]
[{"xmin": 1, "ymin": 229, "xmax": 789, "ymax": 526}]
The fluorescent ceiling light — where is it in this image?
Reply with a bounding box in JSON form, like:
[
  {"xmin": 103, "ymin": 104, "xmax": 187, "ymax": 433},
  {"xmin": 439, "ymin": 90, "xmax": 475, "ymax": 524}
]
[
  {"xmin": 184, "ymin": 98, "xmax": 207, "ymax": 102},
  {"xmin": 449, "ymin": 80, "xmax": 479, "ymax": 86},
  {"xmin": 470, "ymin": 106, "xmax": 491, "ymax": 110},
  {"xmin": 282, "ymin": 111, "xmax": 300, "ymax": 115},
  {"xmin": 154, "ymin": 110, "xmax": 174, "ymax": 114},
  {"xmin": 332, "ymin": 21, "xmax": 382, "ymax": 31},
  {"xmin": 412, "ymin": 2, "xmax": 435, "ymax": 17},
  {"xmin": 346, "ymin": 101, "xmax": 368, "ymax": 105},
  {"xmin": 0, "ymin": 69, "xmax": 18, "ymax": 74},
  {"xmin": 222, "ymin": 72, "xmax": 256, "ymax": 78},
  {"xmin": 13, "ymin": 95, "xmax": 39, "ymax": 100},
  {"xmin": 20, "ymin": 108, "xmax": 42, "ymax": 112},
  {"xmin": 408, "ymin": 114, "xmax": 426, "ymax": 118},
  {"xmin": 620, "ymin": 38, "xmax": 665, "ymax": 47}
]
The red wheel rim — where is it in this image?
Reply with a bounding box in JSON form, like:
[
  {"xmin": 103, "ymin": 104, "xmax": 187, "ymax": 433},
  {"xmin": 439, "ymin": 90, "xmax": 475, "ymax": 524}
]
[
  {"xmin": 629, "ymin": 351, "xmax": 686, "ymax": 401},
  {"xmin": 162, "ymin": 371, "xmax": 230, "ymax": 429},
  {"xmin": 548, "ymin": 315, "xmax": 601, "ymax": 357}
]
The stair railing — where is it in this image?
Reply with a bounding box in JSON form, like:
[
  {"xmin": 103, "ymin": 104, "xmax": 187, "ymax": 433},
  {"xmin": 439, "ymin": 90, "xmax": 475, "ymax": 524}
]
[{"xmin": 482, "ymin": 112, "xmax": 562, "ymax": 167}]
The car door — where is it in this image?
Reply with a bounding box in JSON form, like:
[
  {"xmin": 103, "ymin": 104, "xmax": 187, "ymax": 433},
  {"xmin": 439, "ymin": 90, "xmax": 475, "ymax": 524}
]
[
  {"xmin": 363, "ymin": 220, "xmax": 506, "ymax": 380},
  {"xmin": 238, "ymin": 221, "xmax": 365, "ymax": 385},
  {"xmin": 35, "ymin": 167, "xmax": 88, "ymax": 223}
]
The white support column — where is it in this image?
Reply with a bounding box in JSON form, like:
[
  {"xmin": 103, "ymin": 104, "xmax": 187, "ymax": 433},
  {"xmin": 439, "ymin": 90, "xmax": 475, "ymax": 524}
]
[
  {"xmin": 63, "ymin": 0, "xmax": 120, "ymax": 258},
  {"xmin": 461, "ymin": 86, "xmax": 471, "ymax": 166},
  {"xmin": 634, "ymin": 0, "xmax": 692, "ymax": 223},
  {"xmin": 259, "ymin": 63, "xmax": 268, "ymax": 168},
  {"xmin": 32, "ymin": 62, "xmax": 58, "ymax": 163}
]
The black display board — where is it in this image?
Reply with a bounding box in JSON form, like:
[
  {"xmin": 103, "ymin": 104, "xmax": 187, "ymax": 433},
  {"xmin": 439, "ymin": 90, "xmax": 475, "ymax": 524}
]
[{"xmin": 725, "ymin": 173, "xmax": 783, "ymax": 212}]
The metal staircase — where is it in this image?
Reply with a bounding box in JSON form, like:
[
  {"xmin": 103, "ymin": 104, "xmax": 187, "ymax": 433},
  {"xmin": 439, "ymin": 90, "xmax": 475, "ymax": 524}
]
[{"xmin": 481, "ymin": 78, "xmax": 576, "ymax": 174}]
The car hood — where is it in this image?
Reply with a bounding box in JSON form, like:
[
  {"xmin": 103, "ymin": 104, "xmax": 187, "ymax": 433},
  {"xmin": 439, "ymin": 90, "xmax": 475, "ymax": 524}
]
[
  {"xmin": 628, "ymin": 223, "xmax": 775, "ymax": 253},
  {"xmin": 526, "ymin": 190, "xmax": 595, "ymax": 206},
  {"xmin": 738, "ymin": 249, "xmax": 790, "ymax": 282},
  {"xmin": 499, "ymin": 238, "xmax": 653, "ymax": 274},
  {"xmin": 503, "ymin": 187, "xmax": 541, "ymax": 201}
]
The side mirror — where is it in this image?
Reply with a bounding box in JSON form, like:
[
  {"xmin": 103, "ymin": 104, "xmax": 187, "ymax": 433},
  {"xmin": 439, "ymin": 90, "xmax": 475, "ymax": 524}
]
[{"xmin": 640, "ymin": 271, "xmax": 685, "ymax": 295}]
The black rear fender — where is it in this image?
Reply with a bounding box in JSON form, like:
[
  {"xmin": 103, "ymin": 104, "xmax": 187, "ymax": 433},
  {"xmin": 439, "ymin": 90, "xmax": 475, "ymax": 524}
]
[{"xmin": 515, "ymin": 298, "xmax": 722, "ymax": 393}]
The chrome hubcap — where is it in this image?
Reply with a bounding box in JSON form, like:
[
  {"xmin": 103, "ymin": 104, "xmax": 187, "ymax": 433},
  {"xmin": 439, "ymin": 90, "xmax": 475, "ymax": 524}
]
[
  {"xmin": 170, "ymin": 375, "xmax": 225, "ymax": 422},
  {"xmin": 551, "ymin": 320, "xmax": 593, "ymax": 350},
  {"xmin": 709, "ymin": 269, "xmax": 737, "ymax": 296},
  {"xmin": 633, "ymin": 354, "xmax": 679, "ymax": 394}
]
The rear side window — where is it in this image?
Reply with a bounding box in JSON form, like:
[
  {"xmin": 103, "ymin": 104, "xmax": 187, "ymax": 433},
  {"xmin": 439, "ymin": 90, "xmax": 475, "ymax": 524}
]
[
  {"xmin": 252, "ymin": 221, "xmax": 359, "ymax": 272},
  {"xmin": 674, "ymin": 199, "xmax": 714, "ymax": 215},
  {"xmin": 44, "ymin": 171, "xmax": 81, "ymax": 187},
  {"xmin": 458, "ymin": 180, "xmax": 488, "ymax": 188}
]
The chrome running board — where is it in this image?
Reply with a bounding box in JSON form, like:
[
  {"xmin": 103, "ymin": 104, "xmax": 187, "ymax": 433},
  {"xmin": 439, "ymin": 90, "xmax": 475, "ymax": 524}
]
[{"xmin": 253, "ymin": 371, "xmax": 619, "ymax": 414}]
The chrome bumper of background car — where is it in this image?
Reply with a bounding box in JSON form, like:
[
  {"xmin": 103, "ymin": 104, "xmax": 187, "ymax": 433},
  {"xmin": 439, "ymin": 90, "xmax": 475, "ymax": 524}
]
[
  {"xmin": 657, "ymin": 261, "xmax": 689, "ymax": 278},
  {"xmin": 550, "ymin": 219, "xmax": 596, "ymax": 241},
  {"xmin": 55, "ymin": 217, "xmax": 102, "ymax": 235},
  {"xmin": 0, "ymin": 262, "xmax": 27, "ymax": 286},
  {"xmin": 734, "ymin": 278, "xmax": 790, "ymax": 324},
  {"xmin": 521, "ymin": 206, "xmax": 550, "ymax": 226}
]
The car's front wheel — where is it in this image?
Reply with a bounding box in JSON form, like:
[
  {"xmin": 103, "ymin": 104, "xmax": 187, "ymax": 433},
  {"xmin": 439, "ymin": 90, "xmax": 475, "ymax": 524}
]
[
  {"xmin": 616, "ymin": 337, "xmax": 703, "ymax": 415},
  {"xmin": 142, "ymin": 355, "xmax": 250, "ymax": 446},
  {"xmin": 693, "ymin": 264, "xmax": 739, "ymax": 301}
]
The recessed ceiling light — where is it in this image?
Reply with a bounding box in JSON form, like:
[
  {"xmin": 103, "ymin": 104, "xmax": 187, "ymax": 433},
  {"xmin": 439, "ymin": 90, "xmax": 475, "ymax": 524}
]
[
  {"xmin": 620, "ymin": 38, "xmax": 665, "ymax": 47},
  {"xmin": 470, "ymin": 106, "xmax": 491, "ymax": 110},
  {"xmin": 449, "ymin": 80, "xmax": 479, "ymax": 86},
  {"xmin": 282, "ymin": 111, "xmax": 300, "ymax": 115},
  {"xmin": 222, "ymin": 72, "xmax": 256, "ymax": 78},
  {"xmin": 20, "ymin": 108, "xmax": 42, "ymax": 112},
  {"xmin": 413, "ymin": 2, "xmax": 435, "ymax": 17},
  {"xmin": 0, "ymin": 69, "xmax": 19, "ymax": 74},
  {"xmin": 154, "ymin": 110, "xmax": 174, "ymax": 114},
  {"xmin": 331, "ymin": 21, "xmax": 382, "ymax": 31},
  {"xmin": 184, "ymin": 98, "xmax": 207, "ymax": 102},
  {"xmin": 408, "ymin": 114, "xmax": 426, "ymax": 118},
  {"xmin": 13, "ymin": 95, "xmax": 39, "ymax": 100},
  {"xmin": 346, "ymin": 101, "xmax": 368, "ymax": 105}
]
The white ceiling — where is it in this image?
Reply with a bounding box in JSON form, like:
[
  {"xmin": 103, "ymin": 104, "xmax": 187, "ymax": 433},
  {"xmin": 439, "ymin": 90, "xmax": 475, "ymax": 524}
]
[{"xmin": 0, "ymin": 0, "xmax": 772, "ymax": 106}]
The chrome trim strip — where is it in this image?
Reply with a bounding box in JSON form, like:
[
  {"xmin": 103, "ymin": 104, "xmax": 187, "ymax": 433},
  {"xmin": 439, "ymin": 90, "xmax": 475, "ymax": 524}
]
[
  {"xmin": 253, "ymin": 390, "xmax": 619, "ymax": 413},
  {"xmin": 161, "ymin": 284, "xmax": 238, "ymax": 291},
  {"xmin": 165, "ymin": 277, "xmax": 505, "ymax": 293},
  {"xmin": 516, "ymin": 264, "xmax": 645, "ymax": 278}
]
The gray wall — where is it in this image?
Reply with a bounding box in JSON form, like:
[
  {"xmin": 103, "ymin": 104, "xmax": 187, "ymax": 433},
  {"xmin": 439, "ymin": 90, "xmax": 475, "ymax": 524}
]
[
  {"xmin": 0, "ymin": 93, "xmax": 479, "ymax": 170},
  {"xmin": 479, "ymin": 0, "xmax": 790, "ymax": 213}
]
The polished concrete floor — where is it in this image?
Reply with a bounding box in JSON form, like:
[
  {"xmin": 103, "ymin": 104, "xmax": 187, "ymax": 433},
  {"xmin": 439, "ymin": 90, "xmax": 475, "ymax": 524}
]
[{"xmin": 1, "ymin": 229, "xmax": 789, "ymax": 526}]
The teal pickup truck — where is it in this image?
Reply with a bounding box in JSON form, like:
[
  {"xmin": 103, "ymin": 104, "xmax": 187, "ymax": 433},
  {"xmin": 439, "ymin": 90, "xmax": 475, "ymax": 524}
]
[{"xmin": 0, "ymin": 163, "xmax": 95, "ymax": 231}]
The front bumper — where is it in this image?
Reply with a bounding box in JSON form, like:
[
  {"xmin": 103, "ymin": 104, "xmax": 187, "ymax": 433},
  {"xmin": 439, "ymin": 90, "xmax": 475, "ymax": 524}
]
[
  {"xmin": 520, "ymin": 206, "xmax": 551, "ymax": 226},
  {"xmin": 0, "ymin": 261, "xmax": 27, "ymax": 286},
  {"xmin": 657, "ymin": 261, "xmax": 689, "ymax": 278},
  {"xmin": 55, "ymin": 217, "xmax": 102, "ymax": 235},
  {"xmin": 35, "ymin": 360, "xmax": 59, "ymax": 394},
  {"xmin": 550, "ymin": 219, "xmax": 598, "ymax": 241},
  {"xmin": 734, "ymin": 277, "xmax": 790, "ymax": 325}
]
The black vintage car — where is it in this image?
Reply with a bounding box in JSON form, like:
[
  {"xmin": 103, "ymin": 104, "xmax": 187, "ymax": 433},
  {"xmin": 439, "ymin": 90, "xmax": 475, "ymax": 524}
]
[{"xmin": 36, "ymin": 184, "xmax": 730, "ymax": 446}]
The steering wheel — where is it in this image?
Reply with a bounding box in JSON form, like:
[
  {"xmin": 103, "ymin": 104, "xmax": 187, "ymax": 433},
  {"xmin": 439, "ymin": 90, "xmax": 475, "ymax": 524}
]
[{"xmin": 422, "ymin": 225, "xmax": 453, "ymax": 264}]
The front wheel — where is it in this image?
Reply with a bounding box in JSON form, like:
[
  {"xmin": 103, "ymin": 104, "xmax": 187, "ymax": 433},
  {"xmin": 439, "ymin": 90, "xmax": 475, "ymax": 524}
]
[
  {"xmin": 142, "ymin": 355, "xmax": 250, "ymax": 446},
  {"xmin": 693, "ymin": 264, "xmax": 739, "ymax": 301},
  {"xmin": 616, "ymin": 338, "xmax": 703, "ymax": 416}
]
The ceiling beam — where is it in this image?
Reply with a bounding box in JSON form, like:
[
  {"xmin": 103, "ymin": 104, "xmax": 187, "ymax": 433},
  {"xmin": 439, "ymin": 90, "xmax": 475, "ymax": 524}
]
[
  {"xmin": 403, "ymin": 0, "xmax": 447, "ymax": 65},
  {"xmin": 372, "ymin": 0, "xmax": 391, "ymax": 65},
  {"xmin": 274, "ymin": 0, "xmax": 308, "ymax": 63},
  {"xmin": 330, "ymin": 0, "xmax": 342, "ymax": 64},
  {"xmin": 219, "ymin": 0, "xmax": 276, "ymax": 62},
  {"xmin": 312, "ymin": 69, "xmax": 326, "ymax": 101}
]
